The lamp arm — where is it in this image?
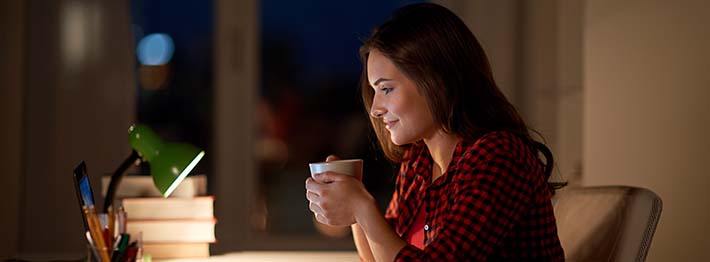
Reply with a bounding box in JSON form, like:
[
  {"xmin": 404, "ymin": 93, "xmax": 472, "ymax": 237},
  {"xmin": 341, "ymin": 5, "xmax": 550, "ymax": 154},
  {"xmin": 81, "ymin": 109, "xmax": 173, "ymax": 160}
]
[{"xmin": 103, "ymin": 150, "xmax": 140, "ymax": 213}]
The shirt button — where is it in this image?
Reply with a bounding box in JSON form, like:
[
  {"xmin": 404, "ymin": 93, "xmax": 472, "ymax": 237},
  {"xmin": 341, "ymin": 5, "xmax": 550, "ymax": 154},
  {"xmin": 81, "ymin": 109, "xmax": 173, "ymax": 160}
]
[{"xmin": 424, "ymin": 224, "xmax": 430, "ymax": 231}]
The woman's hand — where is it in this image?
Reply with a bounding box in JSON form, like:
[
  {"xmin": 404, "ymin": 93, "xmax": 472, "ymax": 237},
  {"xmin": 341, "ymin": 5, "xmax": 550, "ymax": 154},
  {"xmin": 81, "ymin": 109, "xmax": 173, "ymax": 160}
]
[{"xmin": 305, "ymin": 156, "xmax": 374, "ymax": 226}]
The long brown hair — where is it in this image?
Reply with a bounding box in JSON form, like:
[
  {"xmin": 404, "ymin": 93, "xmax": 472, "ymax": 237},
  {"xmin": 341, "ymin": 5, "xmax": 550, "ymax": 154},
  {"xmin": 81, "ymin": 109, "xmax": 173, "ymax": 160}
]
[{"xmin": 360, "ymin": 3, "xmax": 559, "ymax": 183}]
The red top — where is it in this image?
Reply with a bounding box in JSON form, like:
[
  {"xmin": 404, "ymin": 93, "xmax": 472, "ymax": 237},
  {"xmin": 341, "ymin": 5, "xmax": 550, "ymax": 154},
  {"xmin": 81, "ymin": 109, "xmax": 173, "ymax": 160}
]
[
  {"xmin": 385, "ymin": 131, "xmax": 565, "ymax": 261},
  {"xmin": 403, "ymin": 207, "xmax": 426, "ymax": 249}
]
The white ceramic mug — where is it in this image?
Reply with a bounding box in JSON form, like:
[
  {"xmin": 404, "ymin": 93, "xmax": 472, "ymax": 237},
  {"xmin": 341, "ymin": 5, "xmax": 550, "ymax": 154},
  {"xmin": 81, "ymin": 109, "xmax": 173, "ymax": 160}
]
[{"xmin": 308, "ymin": 159, "xmax": 363, "ymax": 180}]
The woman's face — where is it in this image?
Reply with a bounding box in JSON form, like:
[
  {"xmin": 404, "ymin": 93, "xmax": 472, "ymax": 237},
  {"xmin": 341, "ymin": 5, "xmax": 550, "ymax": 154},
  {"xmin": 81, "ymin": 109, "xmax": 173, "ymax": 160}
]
[{"xmin": 367, "ymin": 49, "xmax": 437, "ymax": 145}]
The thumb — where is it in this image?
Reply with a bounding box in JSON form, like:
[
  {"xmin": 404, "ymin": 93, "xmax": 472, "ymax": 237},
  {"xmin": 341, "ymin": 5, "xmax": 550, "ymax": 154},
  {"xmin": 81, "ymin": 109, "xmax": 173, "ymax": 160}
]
[{"xmin": 326, "ymin": 155, "xmax": 341, "ymax": 162}]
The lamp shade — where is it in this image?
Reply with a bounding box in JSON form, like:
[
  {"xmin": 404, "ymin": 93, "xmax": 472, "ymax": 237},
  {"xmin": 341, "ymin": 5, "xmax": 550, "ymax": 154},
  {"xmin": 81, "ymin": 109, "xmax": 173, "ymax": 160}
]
[{"xmin": 128, "ymin": 124, "xmax": 205, "ymax": 197}]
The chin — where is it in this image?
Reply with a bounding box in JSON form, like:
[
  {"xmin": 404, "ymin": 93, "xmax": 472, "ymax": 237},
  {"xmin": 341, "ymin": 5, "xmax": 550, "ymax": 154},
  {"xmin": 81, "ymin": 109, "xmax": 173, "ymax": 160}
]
[
  {"xmin": 391, "ymin": 140, "xmax": 405, "ymax": 146},
  {"xmin": 389, "ymin": 134, "xmax": 413, "ymax": 146}
]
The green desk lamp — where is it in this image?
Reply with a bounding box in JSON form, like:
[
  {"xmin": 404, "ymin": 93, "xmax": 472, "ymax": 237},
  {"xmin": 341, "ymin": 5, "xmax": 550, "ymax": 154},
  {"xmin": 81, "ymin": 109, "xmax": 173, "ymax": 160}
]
[{"xmin": 102, "ymin": 124, "xmax": 205, "ymax": 213}]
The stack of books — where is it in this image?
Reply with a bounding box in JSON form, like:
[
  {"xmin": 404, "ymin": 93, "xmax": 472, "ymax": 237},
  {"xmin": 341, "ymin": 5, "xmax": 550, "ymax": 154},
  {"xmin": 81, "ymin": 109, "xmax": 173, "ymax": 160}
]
[{"xmin": 102, "ymin": 175, "xmax": 215, "ymax": 259}]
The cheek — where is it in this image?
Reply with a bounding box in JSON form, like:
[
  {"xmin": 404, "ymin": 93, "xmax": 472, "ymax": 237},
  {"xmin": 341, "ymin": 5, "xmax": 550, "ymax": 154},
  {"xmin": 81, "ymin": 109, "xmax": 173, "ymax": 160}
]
[
  {"xmin": 401, "ymin": 104, "xmax": 436, "ymax": 139},
  {"xmin": 396, "ymin": 100, "xmax": 429, "ymax": 125},
  {"xmin": 387, "ymin": 97, "xmax": 408, "ymax": 118}
]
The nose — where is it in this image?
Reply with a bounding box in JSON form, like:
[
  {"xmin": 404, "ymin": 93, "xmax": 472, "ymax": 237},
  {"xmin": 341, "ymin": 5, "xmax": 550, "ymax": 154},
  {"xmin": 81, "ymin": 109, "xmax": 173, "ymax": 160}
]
[
  {"xmin": 370, "ymin": 97, "xmax": 385, "ymax": 118},
  {"xmin": 370, "ymin": 108, "xmax": 384, "ymax": 118}
]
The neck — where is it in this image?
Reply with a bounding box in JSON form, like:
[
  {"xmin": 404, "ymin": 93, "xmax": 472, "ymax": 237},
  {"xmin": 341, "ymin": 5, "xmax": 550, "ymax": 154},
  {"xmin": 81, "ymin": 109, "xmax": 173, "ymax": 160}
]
[{"xmin": 423, "ymin": 129, "xmax": 459, "ymax": 181}]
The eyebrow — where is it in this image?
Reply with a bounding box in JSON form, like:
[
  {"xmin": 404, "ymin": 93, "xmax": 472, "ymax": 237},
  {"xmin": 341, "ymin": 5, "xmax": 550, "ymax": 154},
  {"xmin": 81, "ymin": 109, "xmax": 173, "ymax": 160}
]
[{"xmin": 372, "ymin": 78, "xmax": 393, "ymax": 87}]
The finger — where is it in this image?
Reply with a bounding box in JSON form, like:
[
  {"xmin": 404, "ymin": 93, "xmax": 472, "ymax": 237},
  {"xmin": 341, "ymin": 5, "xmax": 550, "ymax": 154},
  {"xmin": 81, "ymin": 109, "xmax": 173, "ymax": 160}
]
[
  {"xmin": 306, "ymin": 190, "xmax": 321, "ymax": 203},
  {"xmin": 305, "ymin": 177, "xmax": 323, "ymax": 194},
  {"xmin": 326, "ymin": 155, "xmax": 340, "ymax": 162},
  {"xmin": 314, "ymin": 213, "xmax": 328, "ymax": 224},
  {"xmin": 309, "ymin": 201, "xmax": 325, "ymax": 215}
]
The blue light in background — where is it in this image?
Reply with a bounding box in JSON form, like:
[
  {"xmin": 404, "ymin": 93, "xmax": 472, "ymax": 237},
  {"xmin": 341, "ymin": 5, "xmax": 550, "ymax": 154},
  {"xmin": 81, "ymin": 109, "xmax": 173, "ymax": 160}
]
[{"xmin": 137, "ymin": 33, "xmax": 175, "ymax": 65}]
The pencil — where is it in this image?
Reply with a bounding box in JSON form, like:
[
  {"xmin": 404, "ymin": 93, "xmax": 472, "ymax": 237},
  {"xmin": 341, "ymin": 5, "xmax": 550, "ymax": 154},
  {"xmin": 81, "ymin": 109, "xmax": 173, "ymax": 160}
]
[{"xmin": 85, "ymin": 206, "xmax": 111, "ymax": 262}]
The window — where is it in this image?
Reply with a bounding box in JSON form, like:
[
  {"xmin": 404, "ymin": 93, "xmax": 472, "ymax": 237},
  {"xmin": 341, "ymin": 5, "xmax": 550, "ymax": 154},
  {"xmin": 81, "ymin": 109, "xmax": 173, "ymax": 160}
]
[
  {"xmin": 130, "ymin": 0, "xmax": 214, "ymax": 178},
  {"xmin": 138, "ymin": 0, "xmax": 426, "ymax": 252},
  {"xmin": 250, "ymin": 0, "xmax": 425, "ymax": 249}
]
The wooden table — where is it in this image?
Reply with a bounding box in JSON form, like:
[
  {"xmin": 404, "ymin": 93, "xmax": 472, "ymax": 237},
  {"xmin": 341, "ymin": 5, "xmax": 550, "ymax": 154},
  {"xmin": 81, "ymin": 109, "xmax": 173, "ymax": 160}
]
[{"xmin": 154, "ymin": 251, "xmax": 360, "ymax": 262}]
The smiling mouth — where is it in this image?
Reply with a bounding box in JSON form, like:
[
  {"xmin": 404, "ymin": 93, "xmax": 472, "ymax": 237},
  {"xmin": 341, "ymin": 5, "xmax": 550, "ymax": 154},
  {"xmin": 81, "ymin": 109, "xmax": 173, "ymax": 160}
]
[{"xmin": 384, "ymin": 120, "xmax": 399, "ymax": 129}]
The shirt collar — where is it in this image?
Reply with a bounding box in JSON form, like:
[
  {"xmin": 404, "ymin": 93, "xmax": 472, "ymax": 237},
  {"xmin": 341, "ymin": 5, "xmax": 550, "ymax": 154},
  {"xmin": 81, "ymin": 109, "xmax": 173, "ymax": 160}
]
[{"xmin": 410, "ymin": 137, "xmax": 468, "ymax": 186}]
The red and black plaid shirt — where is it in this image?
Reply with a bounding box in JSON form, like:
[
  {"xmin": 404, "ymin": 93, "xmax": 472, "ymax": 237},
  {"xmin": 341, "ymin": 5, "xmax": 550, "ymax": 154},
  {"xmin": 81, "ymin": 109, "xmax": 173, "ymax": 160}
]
[{"xmin": 385, "ymin": 131, "xmax": 565, "ymax": 261}]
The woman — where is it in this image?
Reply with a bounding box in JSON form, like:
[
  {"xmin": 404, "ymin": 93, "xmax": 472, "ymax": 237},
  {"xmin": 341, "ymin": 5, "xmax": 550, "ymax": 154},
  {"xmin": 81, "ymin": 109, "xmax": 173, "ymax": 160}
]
[{"xmin": 305, "ymin": 3, "xmax": 565, "ymax": 261}]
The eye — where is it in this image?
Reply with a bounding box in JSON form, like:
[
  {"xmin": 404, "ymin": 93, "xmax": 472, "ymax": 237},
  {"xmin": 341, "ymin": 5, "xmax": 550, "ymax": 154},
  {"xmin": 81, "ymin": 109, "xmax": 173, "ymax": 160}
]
[{"xmin": 380, "ymin": 87, "xmax": 393, "ymax": 95}]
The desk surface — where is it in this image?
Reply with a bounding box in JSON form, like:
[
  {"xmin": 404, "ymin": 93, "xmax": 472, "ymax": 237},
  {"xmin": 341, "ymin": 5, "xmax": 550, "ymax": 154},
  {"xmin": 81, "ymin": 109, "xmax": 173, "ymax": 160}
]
[{"xmin": 154, "ymin": 251, "xmax": 360, "ymax": 262}]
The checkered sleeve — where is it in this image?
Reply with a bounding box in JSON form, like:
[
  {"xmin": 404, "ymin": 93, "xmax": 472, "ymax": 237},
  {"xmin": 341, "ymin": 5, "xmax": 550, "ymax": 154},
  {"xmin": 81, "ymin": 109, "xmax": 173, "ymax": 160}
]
[
  {"xmin": 384, "ymin": 163, "xmax": 407, "ymax": 229},
  {"xmin": 395, "ymin": 134, "xmax": 540, "ymax": 261},
  {"xmin": 384, "ymin": 184, "xmax": 399, "ymax": 228}
]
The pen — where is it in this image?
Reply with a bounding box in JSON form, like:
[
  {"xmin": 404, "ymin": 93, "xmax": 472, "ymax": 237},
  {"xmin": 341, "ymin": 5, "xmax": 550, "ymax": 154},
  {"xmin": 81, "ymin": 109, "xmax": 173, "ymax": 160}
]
[
  {"xmin": 113, "ymin": 234, "xmax": 122, "ymax": 250},
  {"xmin": 111, "ymin": 233, "xmax": 130, "ymax": 262},
  {"xmin": 99, "ymin": 213, "xmax": 112, "ymax": 250},
  {"xmin": 135, "ymin": 231, "xmax": 143, "ymax": 261},
  {"xmin": 124, "ymin": 244, "xmax": 137, "ymax": 262},
  {"xmin": 118, "ymin": 206, "xmax": 127, "ymax": 234}
]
